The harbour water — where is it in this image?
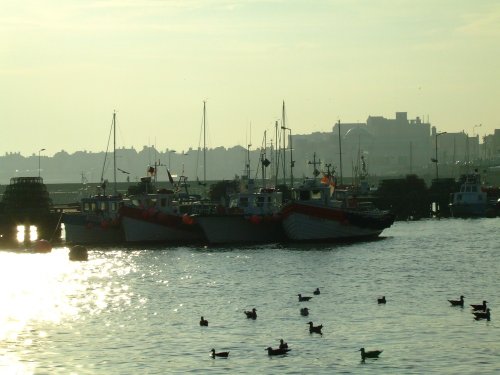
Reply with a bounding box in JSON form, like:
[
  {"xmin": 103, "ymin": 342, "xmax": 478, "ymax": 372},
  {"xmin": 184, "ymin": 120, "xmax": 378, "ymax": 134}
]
[{"xmin": 1, "ymin": 218, "xmax": 499, "ymax": 374}]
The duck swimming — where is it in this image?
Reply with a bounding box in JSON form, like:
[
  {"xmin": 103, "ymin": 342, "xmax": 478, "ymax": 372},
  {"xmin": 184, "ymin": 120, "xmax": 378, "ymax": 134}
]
[
  {"xmin": 470, "ymin": 301, "xmax": 487, "ymax": 311},
  {"xmin": 298, "ymin": 294, "xmax": 312, "ymax": 302},
  {"xmin": 359, "ymin": 347, "xmax": 383, "ymax": 361},
  {"xmin": 308, "ymin": 321, "xmax": 323, "ymax": 334},
  {"xmin": 211, "ymin": 349, "xmax": 229, "ymax": 358},
  {"xmin": 244, "ymin": 308, "xmax": 257, "ymax": 319},
  {"xmin": 448, "ymin": 295, "xmax": 464, "ymax": 307},
  {"xmin": 266, "ymin": 347, "xmax": 290, "ymax": 356}
]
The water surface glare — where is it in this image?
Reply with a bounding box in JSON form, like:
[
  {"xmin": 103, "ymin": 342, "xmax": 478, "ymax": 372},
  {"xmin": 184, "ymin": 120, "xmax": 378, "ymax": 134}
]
[{"xmin": 1, "ymin": 218, "xmax": 499, "ymax": 374}]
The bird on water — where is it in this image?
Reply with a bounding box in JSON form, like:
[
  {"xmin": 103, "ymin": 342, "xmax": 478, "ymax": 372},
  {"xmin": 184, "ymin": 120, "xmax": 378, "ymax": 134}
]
[
  {"xmin": 448, "ymin": 295, "xmax": 465, "ymax": 307},
  {"xmin": 200, "ymin": 316, "xmax": 208, "ymax": 326},
  {"xmin": 244, "ymin": 308, "xmax": 257, "ymax": 319},
  {"xmin": 473, "ymin": 308, "xmax": 491, "ymax": 321},
  {"xmin": 377, "ymin": 296, "xmax": 386, "ymax": 304},
  {"xmin": 308, "ymin": 321, "xmax": 323, "ymax": 334},
  {"xmin": 279, "ymin": 339, "xmax": 288, "ymax": 349},
  {"xmin": 313, "ymin": 288, "xmax": 320, "ymax": 295},
  {"xmin": 298, "ymin": 294, "xmax": 313, "ymax": 302},
  {"xmin": 359, "ymin": 348, "xmax": 383, "ymax": 361},
  {"xmin": 211, "ymin": 349, "xmax": 229, "ymax": 358},
  {"xmin": 470, "ymin": 300, "xmax": 488, "ymax": 311},
  {"xmin": 300, "ymin": 307, "xmax": 309, "ymax": 316},
  {"xmin": 266, "ymin": 347, "xmax": 291, "ymax": 356}
]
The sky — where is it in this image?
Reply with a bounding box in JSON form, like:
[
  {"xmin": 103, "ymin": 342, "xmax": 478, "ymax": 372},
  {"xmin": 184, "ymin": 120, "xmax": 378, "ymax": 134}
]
[{"xmin": 1, "ymin": 0, "xmax": 499, "ymax": 157}]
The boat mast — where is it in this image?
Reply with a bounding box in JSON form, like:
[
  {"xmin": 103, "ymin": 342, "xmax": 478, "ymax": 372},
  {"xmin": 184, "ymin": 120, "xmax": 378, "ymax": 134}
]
[
  {"xmin": 203, "ymin": 101, "xmax": 207, "ymax": 188},
  {"xmin": 282, "ymin": 101, "xmax": 286, "ymax": 185},
  {"xmin": 338, "ymin": 120, "xmax": 343, "ymax": 185},
  {"xmin": 262, "ymin": 131, "xmax": 266, "ymax": 188},
  {"xmin": 274, "ymin": 120, "xmax": 279, "ymax": 187},
  {"xmin": 113, "ymin": 111, "xmax": 117, "ymax": 195}
]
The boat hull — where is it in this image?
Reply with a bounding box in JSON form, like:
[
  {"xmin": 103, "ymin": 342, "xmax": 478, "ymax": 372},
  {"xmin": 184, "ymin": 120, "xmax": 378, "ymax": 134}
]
[
  {"xmin": 63, "ymin": 213, "xmax": 124, "ymax": 245},
  {"xmin": 195, "ymin": 214, "xmax": 285, "ymax": 244},
  {"xmin": 281, "ymin": 203, "xmax": 394, "ymax": 241},
  {"xmin": 449, "ymin": 203, "xmax": 488, "ymax": 218},
  {"xmin": 120, "ymin": 206, "xmax": 203, "ymax": 243}
]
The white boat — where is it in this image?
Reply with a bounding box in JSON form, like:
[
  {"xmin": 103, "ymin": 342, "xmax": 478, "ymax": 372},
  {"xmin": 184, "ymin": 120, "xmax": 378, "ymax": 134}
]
[
  {"xmin": 281, "ymin": 175, "xmax": 394, "ymax": 241},
  {"xmin": 63, "ymin": 193, "xmax": 124, "ymax": 245},
  {"xmin": 119, "ymin": 177, "xmax": 205, "ymax": 243},
  {"xmin": 63, "ymin": 112, "xmax": 125, "ymax": 245},
  {"xmin": 193, "ymin": 181, "xmax": 285, "ymax": 244},
  {"xmin": 449, "ymin": 173, "xmax": 489, "ymax": 217}
]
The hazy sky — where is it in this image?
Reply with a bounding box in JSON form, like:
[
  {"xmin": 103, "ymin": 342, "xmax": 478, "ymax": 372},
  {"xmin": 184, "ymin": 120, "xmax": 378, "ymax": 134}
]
[{"xmin": 1, "ymin": 0, "xmax": 499, "ymax": 157}]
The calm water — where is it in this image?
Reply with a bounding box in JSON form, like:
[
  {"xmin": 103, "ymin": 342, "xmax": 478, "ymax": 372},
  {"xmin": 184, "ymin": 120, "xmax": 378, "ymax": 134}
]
[{"xmin": 1, "ymin": 218, "xmax": 499, "ymax": 374}]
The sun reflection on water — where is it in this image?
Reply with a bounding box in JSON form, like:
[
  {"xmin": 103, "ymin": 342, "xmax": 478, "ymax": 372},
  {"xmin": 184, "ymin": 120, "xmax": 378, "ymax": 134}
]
[{"xmin": 0, "ymin": 248, "xmax": 135, "ymax": 374}]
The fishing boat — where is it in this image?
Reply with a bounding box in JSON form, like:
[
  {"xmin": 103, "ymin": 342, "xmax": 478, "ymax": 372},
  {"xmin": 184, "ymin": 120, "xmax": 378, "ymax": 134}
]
[
  {"xmin": 449, "ymin": 173, "xmax": 491, "ymax": 218},
  {"xmin": 119, "ymin": 172, "xmax": 205, "ymax": 243},
  {"xmin": 281, "ymin": 156, "xmax": 394, "ymax": 241},
  {"xmin": 192, "ymin": 179, "xmax": 285, "ymax": 244},
  {"xmin": 191, "ymin": 129, "xmax": 285, "ymax": 244},
  {"xmin": 63, "ymin": 112, "xmax": 125, "ymax": 245}
]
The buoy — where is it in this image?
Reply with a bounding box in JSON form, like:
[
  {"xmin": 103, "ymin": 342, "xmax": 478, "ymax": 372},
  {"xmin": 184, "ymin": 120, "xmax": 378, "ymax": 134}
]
[
  {"xmin": 69, "ymin": 245, "xmax": 88, "ymax": 261},
  {"xmin": 32, "ymin": 239, "xmax": 52, "ymax": 253}
]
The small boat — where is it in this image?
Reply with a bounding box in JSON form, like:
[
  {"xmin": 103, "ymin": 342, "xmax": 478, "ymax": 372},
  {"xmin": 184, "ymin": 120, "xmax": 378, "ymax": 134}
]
[
  {"xmin": 359, "ymin": 347, "xmax": 383, "ymax": 361},
  {"xmin": 211, "ymin": 349, "xmax": 229, "ymax": 358},
  {"xmin": 266, "ymin": 347, "xmax": 291, "ymax": 356},
  {"xmin": 281, "ymin": 158, "xmax": 394, "ymax": 241},
  {"xmin": 449, "ymin": 173, "xmax": 490, "ymax": 218},
  {"xmin": 63, "ymin": 112, "xmax": 125, "ymax": 245},
  {"xmin": 448, "ymin": 295, "xmax": 464, "ymax": 307}
]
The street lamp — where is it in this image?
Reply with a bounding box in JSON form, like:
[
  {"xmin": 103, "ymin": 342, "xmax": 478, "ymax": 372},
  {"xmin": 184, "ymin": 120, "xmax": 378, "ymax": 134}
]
[
  {"xmin": 432, "ymin": 132, "xmax": 446, "ymax": 180},
  {"xmin": 38, "ymin": 148, "xmax": 46, "ymax": 178}
]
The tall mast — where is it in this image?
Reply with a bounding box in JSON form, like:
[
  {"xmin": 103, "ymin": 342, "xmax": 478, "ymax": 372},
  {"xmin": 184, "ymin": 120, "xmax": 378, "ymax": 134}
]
[
  {"xmin": 203, "ymin": 101, "xmax": 207, "ymax": 187},
  {"xmin": 274, "ymin": 121, "xmax": 279, "ymax": 187},
  {"xmin": 338, "ymin": 120, "xmax": 343, "ymax": 185},
  {"xmin": 113, "ymin": 111, "xmax": 117, "ymax": 195},
  {"xmin": 282, "ymin": 101, "xmax": 286, "ymax": 185}
]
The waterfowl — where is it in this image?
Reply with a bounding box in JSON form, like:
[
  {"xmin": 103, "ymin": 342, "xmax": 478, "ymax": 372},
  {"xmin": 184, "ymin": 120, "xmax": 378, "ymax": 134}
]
[
  {"xmin": 359, "ymin": 347, "xmax": 383, "ymax": 361},
  {"xmin": 279, "ymin": 339, "xmax": 288, "ymax": 349},
  {"xmin": 313, "ymin": 288, "xmax": 320, "ymax": 295},
  {"xmin": 298, "ymin": 294, "xmax": 312, "ymax": 302},
  {"xmin": 300, "ymin": 307, "xmax": 309, "ymax": 316},
  {"xmin": 200, "ymin": 316, "xmax": 208, "ymax": 326},
  {"xmin": 470, "ymin": 301, "xmax": 488, "ymax": 311},
  {"xmin": 244, "ymin": 308, "xmax": 257, "ymax": 319},
  {"xmin": 308, "ymin": 321, "xmax": 323, "ymax": 334},
  {"xmin": 377, "ymin": 296, "xmax": 386, "ymax": 304},
  {"xmin": 266, "ymin": 347, "xmax": 291, "ymax": 356},
  {"xmin": 473, "ymin": 308, "xmax": 491, "ymax": 321},
  {"xmin": 211, "ymin": 348, "xmax": 229, "ymax": 358},
  {"xmin": 448, "ymin": 295, "xmax": 464, "ymax": 307}
]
